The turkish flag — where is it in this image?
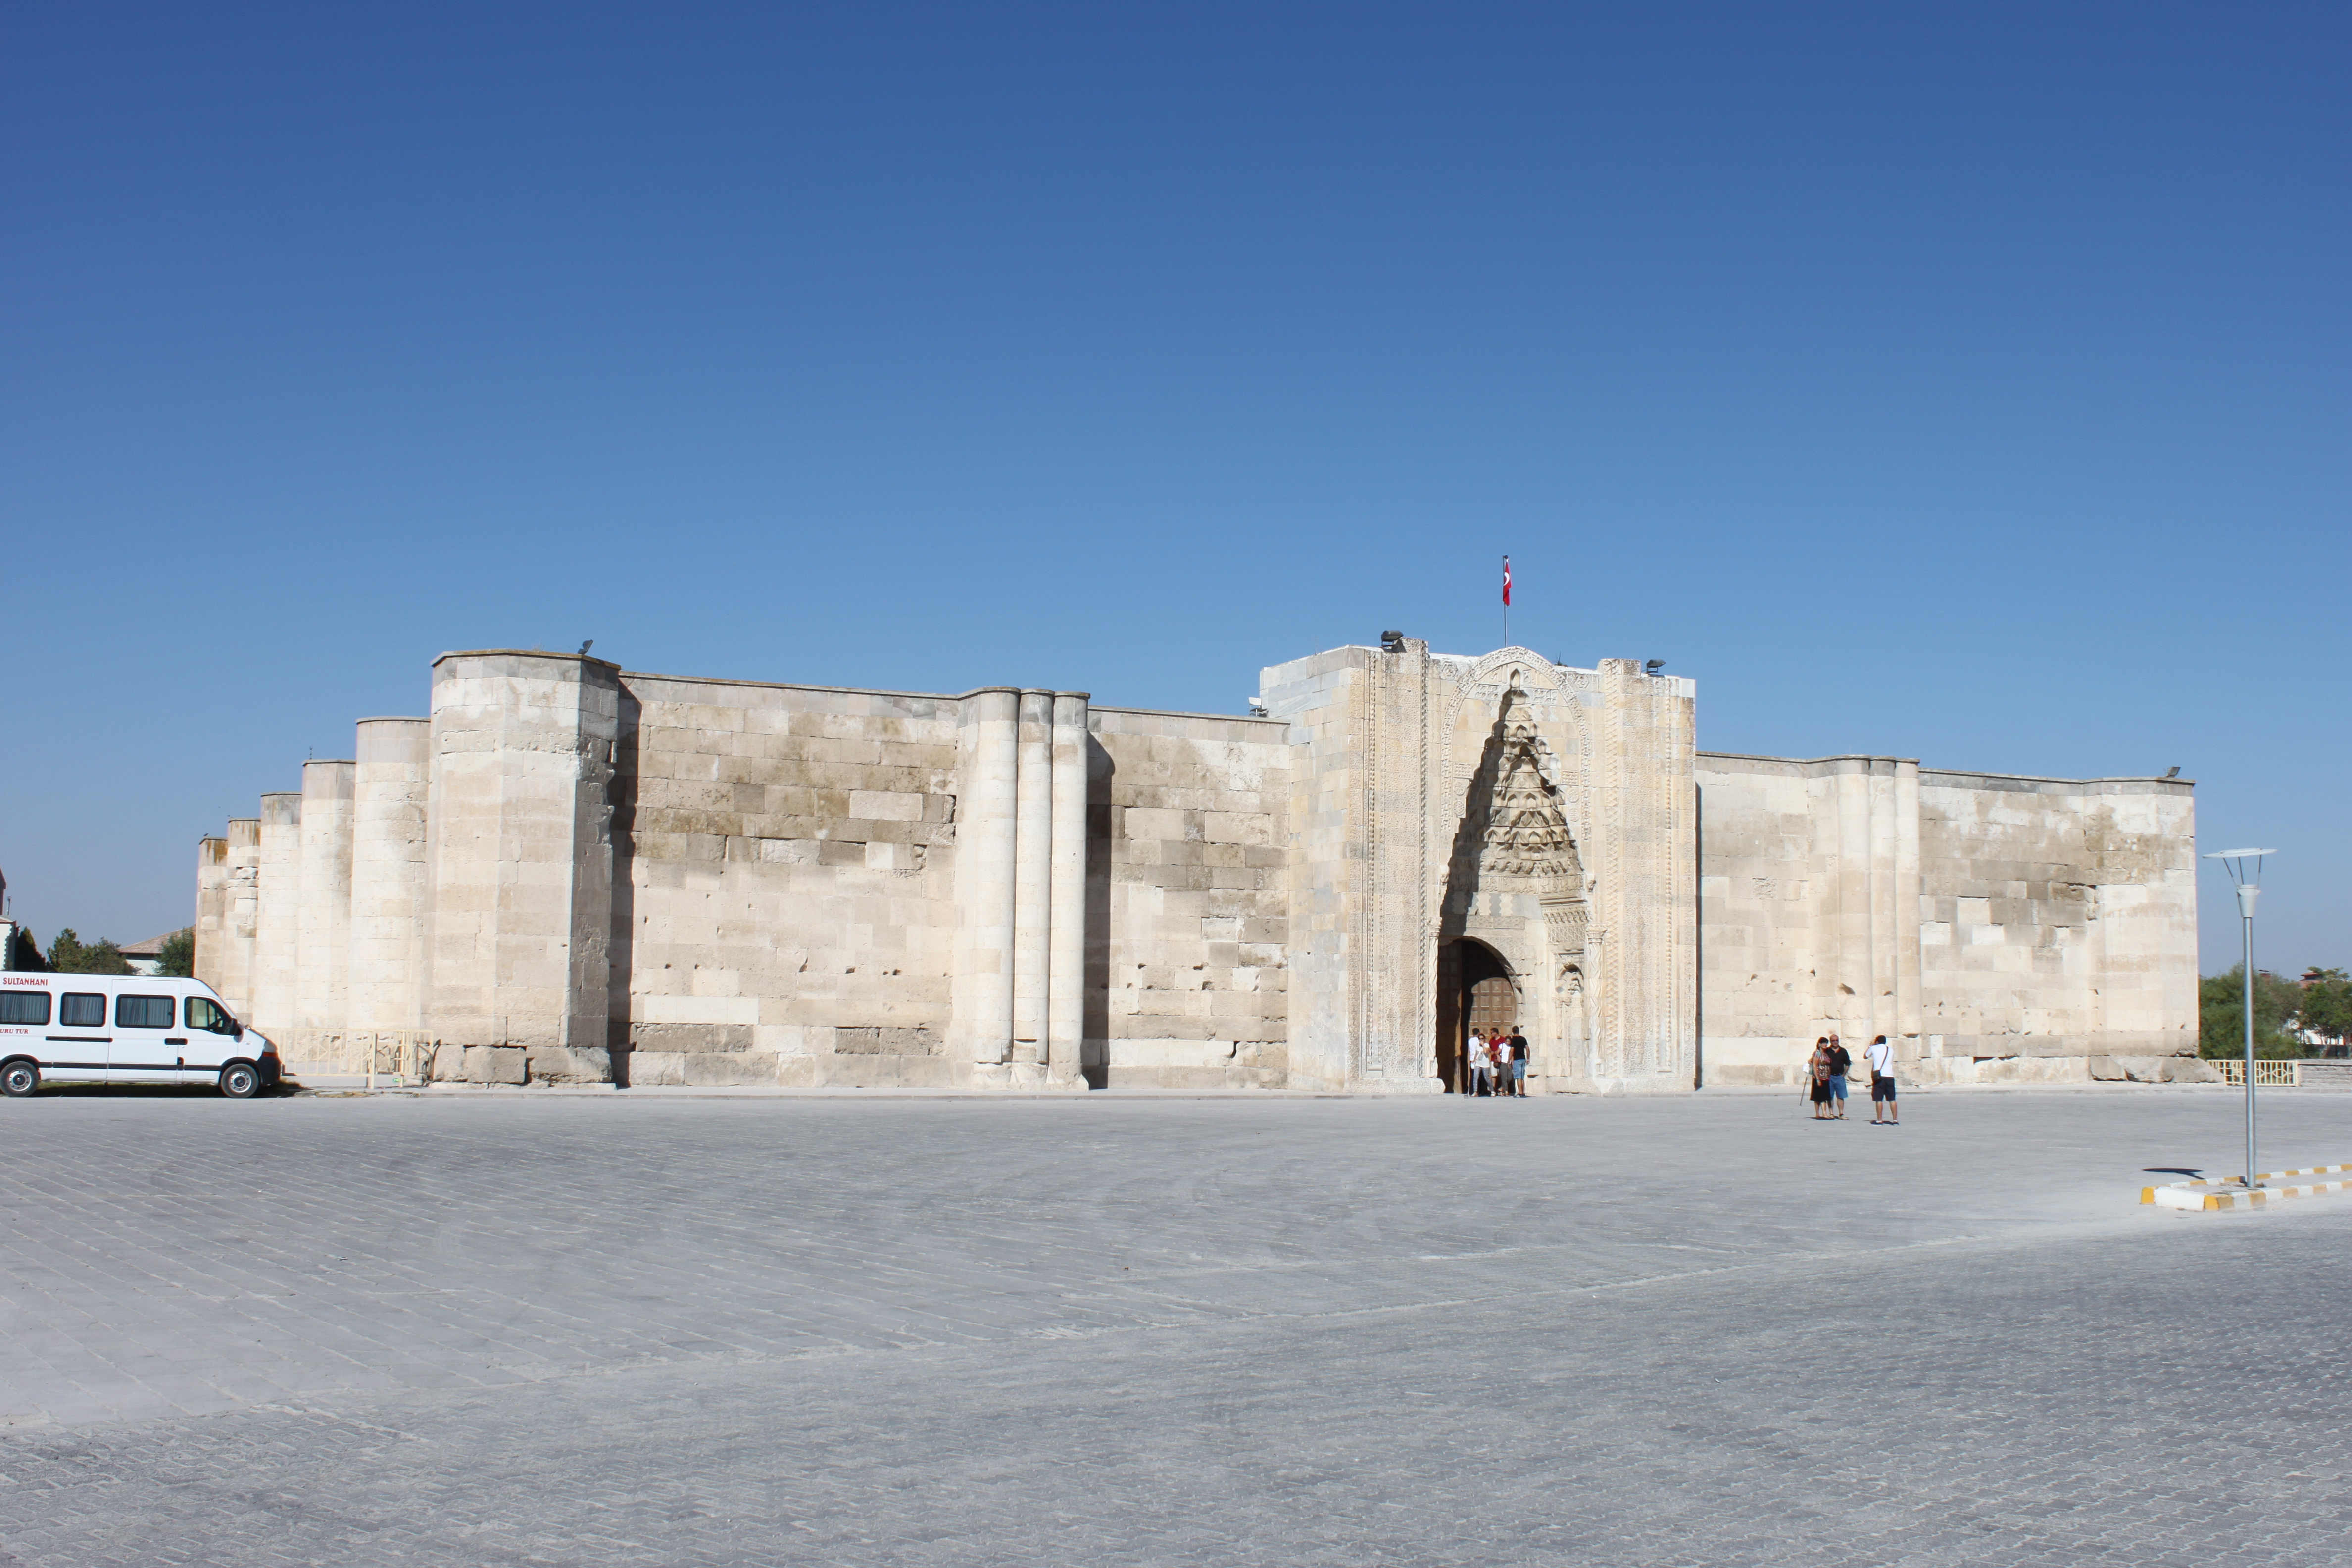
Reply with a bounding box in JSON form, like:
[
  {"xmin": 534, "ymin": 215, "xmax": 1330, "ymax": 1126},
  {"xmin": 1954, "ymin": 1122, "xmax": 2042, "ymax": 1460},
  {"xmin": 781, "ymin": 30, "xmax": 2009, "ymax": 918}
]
[{"xmin": 1502, "ymin": 555, "xmax": 1512, "ymax": 607}]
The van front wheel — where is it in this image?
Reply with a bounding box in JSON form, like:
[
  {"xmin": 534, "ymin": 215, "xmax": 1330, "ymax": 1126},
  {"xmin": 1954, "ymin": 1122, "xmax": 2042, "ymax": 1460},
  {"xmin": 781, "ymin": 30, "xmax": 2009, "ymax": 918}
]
[
  {"xmin": 220, "ymin": 1062, "xmax": 261, "ymax": 1099},
  {"xmin": 1, "ymin": 1060, "xmax": 37, "ymax": 1097}
]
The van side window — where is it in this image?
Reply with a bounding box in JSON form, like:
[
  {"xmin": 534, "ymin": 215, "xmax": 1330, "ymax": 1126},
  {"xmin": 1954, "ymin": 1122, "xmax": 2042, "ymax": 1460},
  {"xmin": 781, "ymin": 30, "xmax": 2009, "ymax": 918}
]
[
  {"xmin": 60, "ymin": 993, "xmax": 105, "ymax": 1029},
  {"xmin": 0, "ymin": 993, "xmax": 51, "ymax": 1027},
  {"xmin": 185, "ymin": 997, "xmax": 235, "ymax": 1034},
  {"xmin": 116, "ymin": 995, "xmax": 174, "ymax": 1029}
]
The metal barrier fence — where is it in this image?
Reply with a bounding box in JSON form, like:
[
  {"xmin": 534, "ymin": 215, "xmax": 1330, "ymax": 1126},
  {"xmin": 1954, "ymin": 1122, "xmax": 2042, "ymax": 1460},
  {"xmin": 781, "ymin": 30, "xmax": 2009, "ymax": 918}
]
[{"xmin": 2212, "ymin": 1060, "xmax": 2313, "ymax": 1088}]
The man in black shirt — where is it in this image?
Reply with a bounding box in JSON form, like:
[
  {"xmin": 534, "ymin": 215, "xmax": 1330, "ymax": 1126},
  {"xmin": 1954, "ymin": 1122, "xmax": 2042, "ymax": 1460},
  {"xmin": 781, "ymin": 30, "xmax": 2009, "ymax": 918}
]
[
  {"xmin": 1507, "ymin": 1029, "xmax": 1530, "ymax": 1096},
  {"xmin": 1825, "ymin": 1033, "xmax": 1853, "ymax": 1119}
]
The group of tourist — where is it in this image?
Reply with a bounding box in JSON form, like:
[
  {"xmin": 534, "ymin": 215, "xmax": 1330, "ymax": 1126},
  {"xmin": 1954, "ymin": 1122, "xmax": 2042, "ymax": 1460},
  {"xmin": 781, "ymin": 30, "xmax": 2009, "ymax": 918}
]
[
  {"xmin": 1803, "ymin": 1033, "xmax": 1899, "ymax": 1123},
  {"xmin": 1464, "ymin": 1028, "xmax": 1530, "ymax": 1096}
]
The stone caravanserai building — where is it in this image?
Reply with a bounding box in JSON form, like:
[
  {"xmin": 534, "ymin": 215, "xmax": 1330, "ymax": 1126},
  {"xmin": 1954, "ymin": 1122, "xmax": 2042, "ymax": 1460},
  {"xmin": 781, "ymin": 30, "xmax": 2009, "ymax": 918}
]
[{"xmin": 189, "ymin": 641, "xmax": 2202, "ymax": 1092}]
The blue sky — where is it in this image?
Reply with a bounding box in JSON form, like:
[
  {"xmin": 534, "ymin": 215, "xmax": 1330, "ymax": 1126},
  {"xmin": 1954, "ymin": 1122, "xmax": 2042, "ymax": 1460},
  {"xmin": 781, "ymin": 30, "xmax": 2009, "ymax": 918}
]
[{"xmin": 3, "ymin": 3, "xmax": 2345, "ymax": 973}]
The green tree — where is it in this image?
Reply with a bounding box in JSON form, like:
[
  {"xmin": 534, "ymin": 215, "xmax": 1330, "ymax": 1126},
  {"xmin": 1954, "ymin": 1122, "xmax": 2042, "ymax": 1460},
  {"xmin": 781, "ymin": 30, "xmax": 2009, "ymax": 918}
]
[
  {"xmin": 2199, "ymin": 965, "xmax": 2305, "ymax": 1058},
  {"xmin": 2298, "ymin": 968, "xmax": 2352, "ymax": 1052},
  {"xmin": 156, "ymin": 927, "xmax": 196, "ymax": 978},
  {"xmin": 45, "ymin": 929, "xmax": 133, "ymax": 975}
]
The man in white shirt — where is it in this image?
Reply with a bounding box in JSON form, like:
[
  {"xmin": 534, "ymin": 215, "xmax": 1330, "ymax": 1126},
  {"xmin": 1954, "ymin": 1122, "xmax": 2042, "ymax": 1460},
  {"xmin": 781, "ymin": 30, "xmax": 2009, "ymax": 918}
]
[
  {"xmin": 1467, "ymin": 1030, "xmax": 1487, "ymax": 1097},
  {"xmin": 1866, "ymin": 1034, "xmax": 1898, "ymax": 1124}
]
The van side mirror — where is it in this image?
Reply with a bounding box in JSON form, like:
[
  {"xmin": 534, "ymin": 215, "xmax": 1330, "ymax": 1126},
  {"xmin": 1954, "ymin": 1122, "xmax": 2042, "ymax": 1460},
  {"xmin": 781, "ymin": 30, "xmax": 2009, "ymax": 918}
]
[{"xmin": 232, "ymin": 1021, "xmax": 245, "ymax": 1039}]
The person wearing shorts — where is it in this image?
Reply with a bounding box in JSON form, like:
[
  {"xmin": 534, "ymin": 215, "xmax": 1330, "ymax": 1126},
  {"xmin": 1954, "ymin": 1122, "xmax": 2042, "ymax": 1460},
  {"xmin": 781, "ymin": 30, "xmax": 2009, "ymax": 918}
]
[
  {"xmin": 1866, "ymin": 1034, "xmax": 1899, "ymax": 1124},
  {"xmin": 1508, "ymin": 1029, "xmax": 1529, "ymax": 1096},
  {"xmin": 1825, "ymin": 1034, "xmax": 1852, "ymax": 1118}
]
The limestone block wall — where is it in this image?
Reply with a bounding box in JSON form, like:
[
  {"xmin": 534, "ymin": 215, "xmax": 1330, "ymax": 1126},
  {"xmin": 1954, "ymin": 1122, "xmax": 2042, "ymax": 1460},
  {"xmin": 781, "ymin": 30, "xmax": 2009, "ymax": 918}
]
[
  {"xmin": 1264, "ymin": 645, "xmax": 1696, "ymax": 1095},
  {"xmin": 1916, "ymin": 771, "xmax": 2197, "ymax": 1067},
  {"xmin": 1582, "ymin": 658, "xmax": 1699, "ymax": 1089},
  {"xmin": 610, "ymin": 672, "xmax": 970, "ymax": 1088},
  {"xmin": 250, "ymin": 792, "xmax": 303, "ymax": 1039},
  {"xmin": 193, "ymin": 836, "xmax": 227, "ymax": 992},
  {"xmin": 1693, "ymin": 754, "xmax": 1920, "ymax": 1081},
  {"xmin": 608, "ymin": 673, "xmax": 1278, "ymax": 1091},
  {"xmin": 349, "ymin": 717, "xmax": 432, "ymax": 1034},
  {"xmin": 216, "ymin": 818, "xmax": 260, "ymax": 1018},
  {"xmin": 292, "ymin": 760, "xmax": 356, "ymax": 1051},
  {"xmin": 1259, "ymin": 650, "xmax": 1373, "ymax": 1093},
  {"xmin": 186, "ymin": 641, "xmax": 2194, "ymax": 1094},
  {"xmin": 423, "ymin": 652, "xmax": 619, "ymax": 1080},
  {"xmin": 1694, "ymin": 754, "xmax": 2197, "ymax": 1084},
  {"xmin": 1090, "ymin": 706, "xmax": 1292, "ymax": 1089}
]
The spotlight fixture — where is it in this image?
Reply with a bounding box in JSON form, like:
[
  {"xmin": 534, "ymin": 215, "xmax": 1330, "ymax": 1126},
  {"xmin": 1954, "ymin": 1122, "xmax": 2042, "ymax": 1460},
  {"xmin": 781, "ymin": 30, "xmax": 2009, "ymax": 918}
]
[
  {"xmin": 1380, "ymin": 630, "xmax": 1406, "ymax": 652},
  {"xmin": 2163, "ymin": 766, "xmax": 2180, "ymax": 778},
  {"xmin": 1644, "ymin": 659, "xmax": 1666, "ymax": 676},
  {"xmin": 578, "ymin": 639, "xmax": 595, "ymax": 656}
]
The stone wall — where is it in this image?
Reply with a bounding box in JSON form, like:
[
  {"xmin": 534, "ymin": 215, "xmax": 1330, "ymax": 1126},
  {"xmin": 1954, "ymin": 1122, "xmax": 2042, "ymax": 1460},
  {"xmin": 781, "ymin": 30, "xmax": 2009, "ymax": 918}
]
[
  {"xmin": 1260, "ymin": 645, "xmax": 1696, "ymax": 1095},
  {"xmin": 611, "ymin": 672, "xmax": 970, "ymax": 1088},
  {"xmin": 349, "ymin": 718, "xmax": 431, "ymax": 1034},
  {"xmin": 422, "ymin": 652, "xmax": 619, "ymax": 1084},
  {"xmin": 1694, "ymin": 753, "xmax": 2199, "ymax": 1086},
  {"xmin": 1091, "ymin": 706, "xmax": 1293, "ymax": 1089},
  {"xmin": 187, "ymin": 643, "xmax": 2197, "ymax": 1093}
]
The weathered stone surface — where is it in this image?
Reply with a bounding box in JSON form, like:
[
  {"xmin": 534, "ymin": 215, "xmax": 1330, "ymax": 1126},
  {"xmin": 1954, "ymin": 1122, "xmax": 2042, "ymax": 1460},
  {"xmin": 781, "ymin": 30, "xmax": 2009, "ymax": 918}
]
[
  {"xmin": 1693, "ymin": 751, "xmax": 2198, "ymax": 1082},
  {"xmin": 834, "ymin": 1026, "xmax": 938, "ymax": 1055},
  {"xmin": 461, "ymin": 1044, "xmax": 527, "ymax": 1084},
  {"xmin": 629, "ymin": 1022, "xmax": 753, "ymax": 1053},
  {"xmin": 525, "ymin": 1046, "xmax": 610, "ymax": 1084},
  {"xmin": 195, "ymin": 643, "xmax": 2197, "ymax": 1094}
]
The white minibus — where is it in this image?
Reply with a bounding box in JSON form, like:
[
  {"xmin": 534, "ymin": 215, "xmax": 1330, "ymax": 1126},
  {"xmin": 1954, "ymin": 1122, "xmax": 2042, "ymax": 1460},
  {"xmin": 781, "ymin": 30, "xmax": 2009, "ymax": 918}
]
[{"xmin": 0, "ymin": 973, "xmax": 281, "ymax": 1097}]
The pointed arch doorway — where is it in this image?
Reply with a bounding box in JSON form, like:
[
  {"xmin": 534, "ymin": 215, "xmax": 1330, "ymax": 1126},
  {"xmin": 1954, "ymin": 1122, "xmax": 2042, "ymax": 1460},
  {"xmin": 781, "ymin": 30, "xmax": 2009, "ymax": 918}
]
[{"xmin": 1436, "ymin": 937, "xmax": 1517, "ymax": 1093}]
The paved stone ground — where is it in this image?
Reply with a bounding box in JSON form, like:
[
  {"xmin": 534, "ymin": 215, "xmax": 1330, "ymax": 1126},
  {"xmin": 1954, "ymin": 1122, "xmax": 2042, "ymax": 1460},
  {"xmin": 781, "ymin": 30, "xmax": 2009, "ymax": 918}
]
[{"xmin": 1, "ymin": 1086, "xmax": 2348, "ymax": 1565}]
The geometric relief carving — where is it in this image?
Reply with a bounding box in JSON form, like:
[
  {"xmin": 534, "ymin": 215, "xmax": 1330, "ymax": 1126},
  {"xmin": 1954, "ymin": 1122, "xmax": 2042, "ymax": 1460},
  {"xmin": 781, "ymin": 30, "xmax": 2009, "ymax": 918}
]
[
  {"xmin": 1478, "ymin": 688, "xmax": 1590, "ymax": 958},
  {"xmin": 1480, "ymin": 722, "xmax": 1580, "ymax": 879}
]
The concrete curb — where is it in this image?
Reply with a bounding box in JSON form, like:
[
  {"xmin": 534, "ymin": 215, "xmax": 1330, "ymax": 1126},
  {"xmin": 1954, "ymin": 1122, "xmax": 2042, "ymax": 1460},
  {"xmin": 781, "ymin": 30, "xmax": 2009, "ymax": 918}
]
[{"xmin": 2144, "ymin": 1168, "xmax": 2352, "ymax": 1211}]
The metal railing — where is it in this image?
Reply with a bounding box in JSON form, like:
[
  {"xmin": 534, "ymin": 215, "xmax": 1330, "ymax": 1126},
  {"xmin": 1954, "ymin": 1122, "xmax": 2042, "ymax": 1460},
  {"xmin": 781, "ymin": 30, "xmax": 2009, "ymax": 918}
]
[{"xmin": 2212, "ymin": 1060, "xmax": 2306, "ymax": 1088}]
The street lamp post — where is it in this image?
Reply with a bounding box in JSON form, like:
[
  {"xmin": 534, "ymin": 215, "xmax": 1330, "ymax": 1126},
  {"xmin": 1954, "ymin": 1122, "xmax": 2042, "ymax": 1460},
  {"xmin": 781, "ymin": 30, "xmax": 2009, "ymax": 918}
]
[{"xmin": 2205, "ymin": 848, "xmax": 2275, "ymax": 1188}]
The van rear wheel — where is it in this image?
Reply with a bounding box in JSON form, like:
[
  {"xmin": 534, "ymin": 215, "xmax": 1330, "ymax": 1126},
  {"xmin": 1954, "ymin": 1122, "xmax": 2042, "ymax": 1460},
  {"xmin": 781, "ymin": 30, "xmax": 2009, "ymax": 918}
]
[
  {"xmin": 1, "ymin": 1060, "xmax": 37, "ymax": 1097},
  {"xmin": 220, "ymin": 1062, "xmax": 261, "ymax": 1099}
]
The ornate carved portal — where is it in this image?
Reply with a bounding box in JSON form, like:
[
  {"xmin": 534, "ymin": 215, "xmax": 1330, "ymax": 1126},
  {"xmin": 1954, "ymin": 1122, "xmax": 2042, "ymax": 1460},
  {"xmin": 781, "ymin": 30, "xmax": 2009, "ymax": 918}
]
[{"xmin": 1438, "ymin": 678, "xmax": 1593, "ymax": 1085}]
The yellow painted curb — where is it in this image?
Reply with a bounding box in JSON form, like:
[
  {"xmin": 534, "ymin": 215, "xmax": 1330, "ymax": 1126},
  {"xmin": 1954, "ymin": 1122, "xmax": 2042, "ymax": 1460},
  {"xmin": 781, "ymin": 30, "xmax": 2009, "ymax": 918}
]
[
  {"xmin": 2146, "ymin": 1176, "xmax": 2352, "ymax": 1212},
  {"xmin": 2141, "ymin": 1162, "xmax": 2352, "ymax": 1203}
]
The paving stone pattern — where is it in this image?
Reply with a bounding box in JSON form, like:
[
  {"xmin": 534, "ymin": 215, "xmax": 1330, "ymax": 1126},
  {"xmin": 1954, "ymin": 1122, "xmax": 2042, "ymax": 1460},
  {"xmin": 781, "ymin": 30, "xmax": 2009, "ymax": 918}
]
[{"xmin": 1, "ymin": 1088, "xmax": 2349, "ymax": 1565}]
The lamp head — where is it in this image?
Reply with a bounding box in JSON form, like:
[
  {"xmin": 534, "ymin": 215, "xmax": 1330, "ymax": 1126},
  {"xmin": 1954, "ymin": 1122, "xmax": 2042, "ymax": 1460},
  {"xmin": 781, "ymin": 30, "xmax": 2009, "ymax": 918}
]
[{"xmin": 2202, "ymin": 848, "xmax": 2276, "ymax": 891}]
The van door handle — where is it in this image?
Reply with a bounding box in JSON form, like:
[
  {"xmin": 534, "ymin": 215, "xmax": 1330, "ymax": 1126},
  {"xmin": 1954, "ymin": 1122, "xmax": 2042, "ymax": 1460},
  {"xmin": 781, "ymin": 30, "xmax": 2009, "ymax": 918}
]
[{"xmin": 166, "ymin": 1037, "xmax": 188, "ymax": 1045}]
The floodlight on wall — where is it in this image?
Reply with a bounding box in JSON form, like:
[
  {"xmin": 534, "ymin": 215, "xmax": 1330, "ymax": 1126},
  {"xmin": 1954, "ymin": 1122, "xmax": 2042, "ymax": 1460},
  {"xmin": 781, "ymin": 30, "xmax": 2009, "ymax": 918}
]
[
  {"xmin": 1380, "ymin": 630, "xmax": 1406, "ymax": 652},
  {"xmin": 2204, "ymin": 847, "xmax": 2277, "ymax": 1187},
  {"xmin": 2164, "ymin": 766, "xmax": 2180, "ymax": 778},
  {"xmin": 1644, "ymin": 659, "xmax": 1666, "ymax": 676}
]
